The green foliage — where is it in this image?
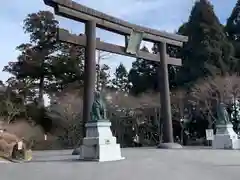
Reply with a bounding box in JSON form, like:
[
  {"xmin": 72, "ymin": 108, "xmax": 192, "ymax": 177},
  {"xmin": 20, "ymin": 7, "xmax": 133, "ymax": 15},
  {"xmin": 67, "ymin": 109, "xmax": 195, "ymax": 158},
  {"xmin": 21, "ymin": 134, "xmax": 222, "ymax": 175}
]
[
  {"xmin": 226, "ymin": 0, "xmax": 240, "ymax": 63},
  {"xmin": 111, "ymin": 63, "xmax": 131, "ymax": 92},
  {"xmin": 3, "ymin": 97, "xmax": 24, "ymax": 124},
  {"xmin": 6, "ymin": 77, "xmax": 36, "ymax": 104},
  {"xmin": 3, "ymin": 11, "xmax": 86, "ymax": 104},
  {"xmin": 3, "ymin": 11, "xmax": 60, "ymax": 106},
  {"xmin": 226, "ymin": 0, "xmax": 240, "ymax": 42},
  {"xmin": 50, "ymin": 44, "xmax": 85, "ymax": 91},
  {"xmin": 98, "ymin": 64, "xmax": 110, "ymax": 89},
  {"xmin": 128, "ymin": 43, "xmax": 180, "ymax": 94},
  {"xmin": 129, "ymin": 46, "xmax": 159, "ymax": 94},
  {"xmin": 176, "ymin": 0, "xmax": 235, "ymax": 87},
  {"xmin": 0, "ymin": 84, "xmax": 25, "ymax": 124}
]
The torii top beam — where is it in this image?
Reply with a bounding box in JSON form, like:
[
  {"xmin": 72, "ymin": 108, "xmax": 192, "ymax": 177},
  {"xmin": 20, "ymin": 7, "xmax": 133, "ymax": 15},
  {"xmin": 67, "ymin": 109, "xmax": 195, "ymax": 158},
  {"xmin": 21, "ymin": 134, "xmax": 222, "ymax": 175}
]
[{"xmin": 44, "ymin": 0, "xmax": 188, "ymax": 47}]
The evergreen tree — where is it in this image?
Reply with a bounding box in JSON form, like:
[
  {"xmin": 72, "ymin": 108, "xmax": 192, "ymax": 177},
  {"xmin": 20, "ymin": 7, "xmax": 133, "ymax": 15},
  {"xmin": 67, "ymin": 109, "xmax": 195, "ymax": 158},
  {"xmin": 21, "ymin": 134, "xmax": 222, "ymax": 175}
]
[
  {"xmin": 3, "ymin": 11, "xmax": 85, "ymax": 102},
  {"xmin": 111, "ymin": 63, "xmax": 130, "ymax": 92},
  {"xmin": 98, "ymin": 64, "xmax": 110, "ymax": 90},
  {"xmin": 226, "ymin": 0, "xmax": 240, "ymax": 60},
  {"xmin": 128, "ymin": 44, "xmax": 177, "ymax": 94},
  {"xmin": 176, "ymin": 0, "xmax": 235, "ymax": 87},
  {"xmin": 3, "ymin": 11, "xmax": 85, "ymax": 132},
  {"xmin": 3, "ymin": 11, "xmax": 60, "ymax": 106},
  {"xmin": 129, "ymin": 46, "xmax": 159, "ymax": 94},
  {"xmin": 50, "ymin": 43, "xmax": 85, "ymax": 91}
]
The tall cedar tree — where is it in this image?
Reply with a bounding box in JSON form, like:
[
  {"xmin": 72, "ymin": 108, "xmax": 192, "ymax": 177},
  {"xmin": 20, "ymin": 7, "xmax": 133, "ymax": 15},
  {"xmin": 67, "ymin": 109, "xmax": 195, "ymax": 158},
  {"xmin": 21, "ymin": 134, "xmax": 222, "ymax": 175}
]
[
  {"xmin": 129, "ymin": 46, "xmax": 159, "ymax": 94},
  {"xmin": 129, "ymin": 45, "xmax": 178, "ymax": 94},
  {"xmin": 3, "ymin": 11, "xmax": 86, "ymax": 101},
  {"xmin": 50, "ymin": 43, "xmax": 85, "ymax": 92},
  {"xmin": 97, "ymin": 64, "xmax": 110, "ymax": 89},
  {"xmin": 176, "ymin": 0, "xmax": 235, "ymax": 87},
  {"xmin": 111, "ymin": 63, "xmax": 130, "ymax": 92},
  {"xmin": 3, "ymin": 11, "xmax": 59, "ymax": 106},
  {"xmin": 226, "ymin": 0, "xmax": 240, "ymax": 62}
]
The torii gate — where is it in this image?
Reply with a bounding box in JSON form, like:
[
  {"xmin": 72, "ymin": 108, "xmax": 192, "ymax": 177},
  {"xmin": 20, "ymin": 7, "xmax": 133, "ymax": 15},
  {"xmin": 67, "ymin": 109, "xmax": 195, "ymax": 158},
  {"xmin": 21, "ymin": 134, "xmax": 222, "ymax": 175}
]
[{"xmin": 44, "ymin": 0, "xmax": 188, "ymax": 148}]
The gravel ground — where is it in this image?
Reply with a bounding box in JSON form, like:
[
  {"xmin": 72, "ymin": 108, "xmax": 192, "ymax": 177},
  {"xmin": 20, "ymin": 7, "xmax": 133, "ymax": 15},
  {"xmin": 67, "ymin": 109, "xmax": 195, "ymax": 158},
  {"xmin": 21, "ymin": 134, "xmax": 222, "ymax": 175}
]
[{"xmin": 1, "ymin": 147, "xmax": 240, "ymax": 180}]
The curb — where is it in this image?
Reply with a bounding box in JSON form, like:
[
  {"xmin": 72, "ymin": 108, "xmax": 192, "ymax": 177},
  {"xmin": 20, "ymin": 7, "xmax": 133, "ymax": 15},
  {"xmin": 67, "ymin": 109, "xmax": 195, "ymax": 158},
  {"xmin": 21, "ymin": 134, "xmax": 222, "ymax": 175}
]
[{"xmin": 0, "ymin": 157, "xmax": 11, "ymax": 163}]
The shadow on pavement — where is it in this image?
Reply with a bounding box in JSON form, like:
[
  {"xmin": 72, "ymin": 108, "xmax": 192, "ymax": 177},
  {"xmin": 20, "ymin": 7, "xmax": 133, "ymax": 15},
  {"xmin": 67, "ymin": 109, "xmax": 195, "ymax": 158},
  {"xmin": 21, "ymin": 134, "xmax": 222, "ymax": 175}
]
[{"xmin": 26, "ymin": 158, "xmax": 96, "ymax": 163}]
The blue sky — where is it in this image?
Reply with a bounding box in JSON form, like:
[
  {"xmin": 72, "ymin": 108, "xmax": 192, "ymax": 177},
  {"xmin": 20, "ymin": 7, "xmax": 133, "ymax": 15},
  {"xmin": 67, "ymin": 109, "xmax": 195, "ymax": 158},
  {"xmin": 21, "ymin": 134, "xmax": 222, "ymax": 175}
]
[{"xmin": 0, "ymin": 0, "xmax": 237, "ymax": 82}]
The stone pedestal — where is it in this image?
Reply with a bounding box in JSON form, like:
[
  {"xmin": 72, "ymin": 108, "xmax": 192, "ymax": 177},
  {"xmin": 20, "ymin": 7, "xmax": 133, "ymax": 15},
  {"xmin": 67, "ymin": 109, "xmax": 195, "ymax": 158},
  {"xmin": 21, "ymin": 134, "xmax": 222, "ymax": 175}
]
[
  {"xmin": 79, "ymin": 120, "xmax": 124, "ymax": 162},
  {"xmin": 212, "ymin": 124, "xmax": 240, "ymax": 149}
]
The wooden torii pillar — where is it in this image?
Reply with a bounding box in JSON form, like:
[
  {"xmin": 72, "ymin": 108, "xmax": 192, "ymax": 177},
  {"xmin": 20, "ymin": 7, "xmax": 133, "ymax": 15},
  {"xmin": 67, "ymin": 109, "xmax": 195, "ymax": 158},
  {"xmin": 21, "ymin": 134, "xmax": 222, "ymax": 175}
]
[{"xmin": 44, "ymin": 0, "xmax": 188, "ymax": 148}]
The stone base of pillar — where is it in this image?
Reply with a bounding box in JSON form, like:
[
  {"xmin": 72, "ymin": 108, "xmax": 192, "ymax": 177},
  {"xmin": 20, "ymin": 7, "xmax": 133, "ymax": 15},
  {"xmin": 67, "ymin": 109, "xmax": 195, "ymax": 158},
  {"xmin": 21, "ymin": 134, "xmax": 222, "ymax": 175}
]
[
  {"xmin": 72, "ymin": 148, "xmax": 81, "ymax": 155},
  {"xmin": 157, "ymin": 142, "xmax": 182, "ymax": 149},
  {"xmin": 79, "ymin": 120, "xmax": 125, "ymax": 162}
]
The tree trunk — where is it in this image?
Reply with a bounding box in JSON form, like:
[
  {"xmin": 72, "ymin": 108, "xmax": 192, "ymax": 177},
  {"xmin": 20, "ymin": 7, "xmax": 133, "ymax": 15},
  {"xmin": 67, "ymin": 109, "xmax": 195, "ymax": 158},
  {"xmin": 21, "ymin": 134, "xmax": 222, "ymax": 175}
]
[{"xmin": 38, "ymin": 75, "xmax": 44, "ymax": 108}]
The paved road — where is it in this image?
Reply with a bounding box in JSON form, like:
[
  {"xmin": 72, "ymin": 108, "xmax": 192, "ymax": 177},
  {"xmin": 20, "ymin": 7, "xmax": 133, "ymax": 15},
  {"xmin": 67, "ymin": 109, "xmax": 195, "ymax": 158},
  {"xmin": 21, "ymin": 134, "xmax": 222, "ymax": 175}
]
[{"xmin": 1, "ymin": 148, "xmax": 240, "ymax": 180}]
